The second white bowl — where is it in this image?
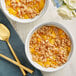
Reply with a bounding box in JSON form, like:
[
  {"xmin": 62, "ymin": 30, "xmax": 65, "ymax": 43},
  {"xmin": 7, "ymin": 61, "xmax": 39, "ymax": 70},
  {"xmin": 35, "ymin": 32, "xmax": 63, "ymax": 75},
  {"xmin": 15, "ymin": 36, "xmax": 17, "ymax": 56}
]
[
  {"xmin": 25, "ymin": 22, "xmax": 74, "ymax": 72},
  {"xmin": 1, "ymin": 0, "xmax": 49, "ymax": 23}
]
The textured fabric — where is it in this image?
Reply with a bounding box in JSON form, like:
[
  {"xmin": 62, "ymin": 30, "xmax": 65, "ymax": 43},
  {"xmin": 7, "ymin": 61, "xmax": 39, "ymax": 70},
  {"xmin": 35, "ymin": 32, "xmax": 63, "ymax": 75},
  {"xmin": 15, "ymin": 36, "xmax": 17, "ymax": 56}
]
[
  {"xmin": 53, "ymin": 0, "xmax": 76, "ymax": 13},
  {"xmin": 0, "ymin": 9, "xmax": 43, "ymax": 76},
  {"xmin": 53, "ymin": 0, "xmax": 63, "ymax": 8}
]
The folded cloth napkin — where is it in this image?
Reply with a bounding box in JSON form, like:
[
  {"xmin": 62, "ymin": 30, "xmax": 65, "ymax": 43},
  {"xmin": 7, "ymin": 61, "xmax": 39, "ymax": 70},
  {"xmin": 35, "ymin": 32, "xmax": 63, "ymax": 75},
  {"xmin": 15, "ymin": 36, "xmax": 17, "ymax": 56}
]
[
  {"xmin": 0, "ymin": 9, "xmax": 43, "ymax": 76},
  {"xmin": 53, "ymin": 0, "xmax": 76, "ymax": 14}
]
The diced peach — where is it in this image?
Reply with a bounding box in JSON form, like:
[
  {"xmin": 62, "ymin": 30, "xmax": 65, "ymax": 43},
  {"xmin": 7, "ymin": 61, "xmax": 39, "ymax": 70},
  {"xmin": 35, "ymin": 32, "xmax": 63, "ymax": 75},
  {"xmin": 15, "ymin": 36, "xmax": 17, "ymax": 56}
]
[
  {"xmin": 60, "ymin": 34, "xmax": 66, "ymax": 38},
  {"xmin": 30, "ymin": 48, "xmax": 35, "ymax": 54},
  {"xmin": 39, "ymin": 0, "xmax": 45, "ymax": 10},
  {"xmin": 35, "ymin": 8, "xmax": 39, "ymax": 13},
  {"xmin": 44, "ymin": 61, "xmax": 50, "ymax": 67},
  {"xmin": 16, "ymin": 7, "xmax": 20, "ymax": 11},
  {"xmin": 51, "ymin": 32, "xmax": 56, "ymax": 38},
  {"xmin": 6, "ymin": 0, "xmax": 10, "ymax": 6},
  {"xmin": 49, "ymin": 39, "xmax": 55, "ymax": 44},
  {"xmin": 37, "ymin": 61, "xmax": 43, "ymax": 66},
  {"xmin": 51, "ymin": 61, "xmax": 57, "ymax": 65},
  {"xmin": 24, "ymin": 15, "xmax": 29, "ymax": 19},
  {"xmin": 47, "ymin": 58, "xmax": 51, "ymax": 61},
  {"xmin": 68, "ymin": 47, "xmax": 71, "ymax": 52},
  {"xmin": 8, "ymin": 8, "xmax": 17, "ymax": 16},
  {"xmin": 59, "ymin": 30, "xmax": 63, "ymax": 34},
  {"xmin": 37, "ymin": 38, "xmax": 41, "ymax": 42},
  {"xmin": 16, "ymin": 0, "xmax": 20, "ymax": 2},
  {"xmin": 42, "ymin": 35, "xmax": 47, "ymax": 40}
]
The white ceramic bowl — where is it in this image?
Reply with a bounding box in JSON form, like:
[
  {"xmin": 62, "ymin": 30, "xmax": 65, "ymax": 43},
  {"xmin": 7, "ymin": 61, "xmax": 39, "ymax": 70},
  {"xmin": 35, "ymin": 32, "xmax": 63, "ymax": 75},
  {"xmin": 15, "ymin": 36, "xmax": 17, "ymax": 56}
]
[
  {"xmin": 0, "ymin": 0, "xmax": 49, "ymax": 23},
  {"xmin": 25, "ymin": 22, "xmax": 74, "ymax": 72}
]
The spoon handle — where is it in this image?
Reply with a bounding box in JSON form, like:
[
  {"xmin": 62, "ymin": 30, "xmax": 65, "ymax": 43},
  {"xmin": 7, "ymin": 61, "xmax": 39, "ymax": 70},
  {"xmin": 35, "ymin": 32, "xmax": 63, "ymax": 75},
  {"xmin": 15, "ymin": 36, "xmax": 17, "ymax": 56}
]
[
  {"xmin": 0, "ymin": 54, "xmax": 33, "ymax": 74},
  {"xmin": 7, "ymin": 41, "xmax": 26, "ymax": 76}
]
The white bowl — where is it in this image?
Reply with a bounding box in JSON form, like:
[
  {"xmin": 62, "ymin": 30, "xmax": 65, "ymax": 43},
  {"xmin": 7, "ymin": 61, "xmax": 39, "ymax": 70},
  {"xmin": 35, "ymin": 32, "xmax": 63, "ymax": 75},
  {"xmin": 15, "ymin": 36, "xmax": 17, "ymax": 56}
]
[
  {"xmin": 25, "ymin": 22, "xmax": 74, "ymax": 72},
  {"xmin": 0, "ymin": 0, "xmax": 49, "ymax": 23}
]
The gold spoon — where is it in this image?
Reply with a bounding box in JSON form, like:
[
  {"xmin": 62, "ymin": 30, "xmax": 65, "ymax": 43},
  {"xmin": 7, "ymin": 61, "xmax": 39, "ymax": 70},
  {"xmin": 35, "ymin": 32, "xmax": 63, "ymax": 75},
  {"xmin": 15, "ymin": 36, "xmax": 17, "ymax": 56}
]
[{"xmin": 0, "ymin": 23, "xmax": 26, "ymax": 76}]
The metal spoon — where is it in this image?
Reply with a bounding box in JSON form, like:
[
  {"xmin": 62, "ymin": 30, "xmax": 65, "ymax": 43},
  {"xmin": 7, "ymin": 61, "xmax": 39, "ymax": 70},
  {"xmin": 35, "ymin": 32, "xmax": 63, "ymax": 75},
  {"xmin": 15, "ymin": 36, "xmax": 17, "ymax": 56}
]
[{"xmin": 0, "ymin": 23, "xmax": 26, "ymax": 76}]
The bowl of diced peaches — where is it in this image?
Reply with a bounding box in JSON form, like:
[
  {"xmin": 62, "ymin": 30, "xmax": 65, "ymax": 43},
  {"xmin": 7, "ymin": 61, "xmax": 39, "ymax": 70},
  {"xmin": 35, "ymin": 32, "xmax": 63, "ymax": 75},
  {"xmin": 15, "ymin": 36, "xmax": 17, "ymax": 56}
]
[
  {"xmin": 1, "ymin": 0, "xmax": 49, "ymax": 23},
  {"xmin": 25, "ymin": 22, "xmax": 74, "ymax": 72}
]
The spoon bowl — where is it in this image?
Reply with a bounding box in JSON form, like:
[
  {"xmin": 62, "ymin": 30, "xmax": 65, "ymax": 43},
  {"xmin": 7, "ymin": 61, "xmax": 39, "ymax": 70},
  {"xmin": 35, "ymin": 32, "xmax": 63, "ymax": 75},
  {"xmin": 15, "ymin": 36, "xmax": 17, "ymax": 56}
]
[{"xmin": 0, "ymin": 24, "xmax": 10, "ymax": 41}]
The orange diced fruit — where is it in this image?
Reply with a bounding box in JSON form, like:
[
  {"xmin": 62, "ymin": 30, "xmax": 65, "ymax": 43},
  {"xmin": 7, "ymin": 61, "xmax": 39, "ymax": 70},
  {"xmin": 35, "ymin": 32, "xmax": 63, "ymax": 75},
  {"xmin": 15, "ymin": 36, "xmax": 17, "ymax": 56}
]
[
  {"xmin": 16, "ymin": 0, "xmax": 20, "ymax": 2},
  {"xmin": 52, "ymin": 32, "xmax": 56, "ymax": 38},
  {"xmin": 30, "ymin": 48, "xmax": 35, "ymax": 54},
  {"xmin": 39, "ymin": 0, "xmax": 45, "ymax": 10},
  {"xmin": 35, "ymin": 8, "xmax": 39, "ymax": 14},
  {"xmin": 6, "ymin": 1, "xmax": 10, "ymax": 6},
  {"xmin": 16, "ymin": 7, "xmax": 20, "ymax": 11},
  {"xmin": 51, "ymin": 61, "xmax": 57, "ymax": 65},
  {"xmin": 8, "ymin": 8, "xmax": 17, "ymax": 16},
  {"xmin": 49, "ymin": 39, "xmax": 55, "ymax": 44},
  {"xmin": 68, "ymin": 47, "xmax": 71, "ymax": 52},
  {"xmin": 60, "ymin": 34, "xmax": 66, "ymax": 38},
  {"xmin": 24, "ymin": 15, "xmax": 29, "ymax": 19},
  {"xmin": 59, "ymin": 30, "xmax": 63, "ymax": 34},
  {"xmin": 37, "ymin": 61, "xmax": 43, "ymax": 66},
  {"xmin": 44, "ymin": 61, "xmax": 50, "ymax": 67},
  {"xmin": 47, "ymin": 58, "xmax": 51, "ymax": 61},
  {"xmin": 42, "ymin": 35, "xmax": 47, "ymax": 40},
  {"xmin": 38, "ymin": 38, "xmax": 41, "ymax": 42}
]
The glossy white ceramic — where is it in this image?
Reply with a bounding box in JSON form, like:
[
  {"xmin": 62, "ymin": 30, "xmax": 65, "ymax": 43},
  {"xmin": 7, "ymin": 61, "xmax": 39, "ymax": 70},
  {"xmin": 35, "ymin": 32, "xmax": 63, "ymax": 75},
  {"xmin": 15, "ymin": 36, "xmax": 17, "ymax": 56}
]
[
  {"xmin": 1, "ymin": 0, "xmax": 49, "ymax": 23},
  {"xmin": 25, "ymin": 22, "xmax": 74, "ymax": 72}
]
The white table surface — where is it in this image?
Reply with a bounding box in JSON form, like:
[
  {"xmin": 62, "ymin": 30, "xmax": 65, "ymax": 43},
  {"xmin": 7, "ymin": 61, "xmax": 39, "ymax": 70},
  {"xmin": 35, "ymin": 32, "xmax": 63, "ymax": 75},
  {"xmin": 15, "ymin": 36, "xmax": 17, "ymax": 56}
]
[{"xmin": 0, "ymin": 0, "xmax": 76, "ymax": 76}]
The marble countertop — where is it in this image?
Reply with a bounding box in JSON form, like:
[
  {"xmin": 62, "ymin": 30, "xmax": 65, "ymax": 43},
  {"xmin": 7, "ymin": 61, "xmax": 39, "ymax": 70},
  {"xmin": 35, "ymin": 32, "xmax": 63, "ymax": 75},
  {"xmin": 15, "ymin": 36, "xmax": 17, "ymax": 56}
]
[{"xmin": 0, "ymin": 0, "xmax": 76, "ymax": 76}]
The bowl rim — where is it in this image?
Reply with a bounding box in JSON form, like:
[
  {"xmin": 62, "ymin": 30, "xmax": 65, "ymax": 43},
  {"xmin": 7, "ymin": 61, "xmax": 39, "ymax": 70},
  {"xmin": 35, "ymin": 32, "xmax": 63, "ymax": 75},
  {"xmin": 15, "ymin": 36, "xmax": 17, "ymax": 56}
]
[
  {"xmin": 0, "ymin": 0, "xmax": 49, "ymax": 23},
  {"xmin": 25, "ymin": 22, "xmax": 74, "ymax": 72}
]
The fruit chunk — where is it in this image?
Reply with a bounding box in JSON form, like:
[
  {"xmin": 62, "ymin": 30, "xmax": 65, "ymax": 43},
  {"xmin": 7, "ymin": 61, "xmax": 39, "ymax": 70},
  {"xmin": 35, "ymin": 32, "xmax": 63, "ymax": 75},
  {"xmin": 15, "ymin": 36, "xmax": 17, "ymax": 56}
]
[
  {"xmin": 6, "ymin": 0, "xmax": 10, "ymax": 6},
  {"xmin": 39, "ymin": 0, "xmax": 45, "ymax": 10},
  {"xmin": 49, "ymin": 39, "xmax": 55, "ymax": 44},
  {"xmin": 16, "ymin": 0, "xmax": 20, "ymax": 2},
  {"xmin": 8, "ymin": 8, "xmax": 17, "ymax": 16},
  {"xmin": 24, "ymin": 15, "xmax": 29, "ymax": 19}
]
